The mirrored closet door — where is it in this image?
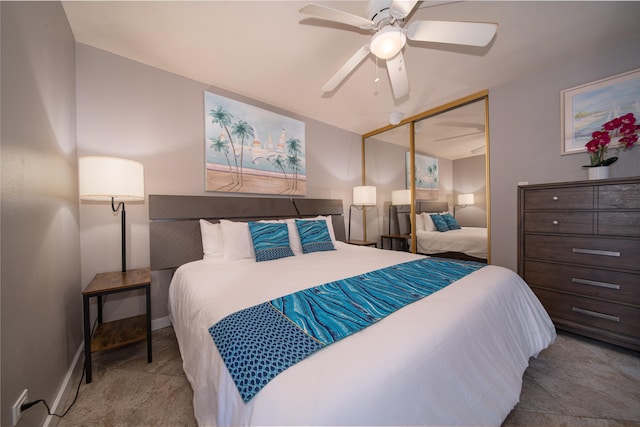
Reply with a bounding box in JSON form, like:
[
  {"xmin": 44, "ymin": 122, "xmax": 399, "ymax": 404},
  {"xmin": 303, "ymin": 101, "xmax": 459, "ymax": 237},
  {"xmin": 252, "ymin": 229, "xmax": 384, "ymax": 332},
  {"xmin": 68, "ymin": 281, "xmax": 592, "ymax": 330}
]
[{"xmin": 362, "ymin": 91, "xmax": 490, "ymax": 262}]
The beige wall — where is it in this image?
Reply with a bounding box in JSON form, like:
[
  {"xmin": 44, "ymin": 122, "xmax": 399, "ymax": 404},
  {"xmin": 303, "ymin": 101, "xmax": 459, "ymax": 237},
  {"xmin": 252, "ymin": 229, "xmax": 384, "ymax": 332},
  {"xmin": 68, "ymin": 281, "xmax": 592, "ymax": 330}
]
[
  {"xmin": 453, "ymin": 154, "xmax": 487, "ymax": 228},
  {"xmin": 75, "ymin": 44, "xmax": 363, "ymax": 325},
  {"xmin": 489, "ymin": 36, "xmax": 640, "ymax": 271},
  {"xmin": 1, "ymin": 2, "xmax": 81, "ymax": 426}
]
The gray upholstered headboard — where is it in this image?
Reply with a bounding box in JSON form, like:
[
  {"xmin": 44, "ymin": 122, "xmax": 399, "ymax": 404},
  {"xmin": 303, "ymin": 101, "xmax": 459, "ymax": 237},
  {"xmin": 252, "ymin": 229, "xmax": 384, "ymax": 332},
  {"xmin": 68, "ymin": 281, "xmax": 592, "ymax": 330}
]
[
  {"xmin": 148, "ymin": 195, "xmax": 345, "ymax": 270},
  {"xmin": 396, "ymin": 201, "xmax": 450, "ymax": 235}
]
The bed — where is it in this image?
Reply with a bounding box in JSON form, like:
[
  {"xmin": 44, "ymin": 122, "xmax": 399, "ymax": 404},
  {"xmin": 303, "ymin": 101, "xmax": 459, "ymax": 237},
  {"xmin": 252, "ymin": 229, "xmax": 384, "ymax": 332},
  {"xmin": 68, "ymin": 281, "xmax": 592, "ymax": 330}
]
[
  {"xmin": 150, "ymin": 195, "xmax": 555, "ymax": 427},
  {"xmin": 398, "ymin": 201, "xmax": 488, "ymax": 261}
]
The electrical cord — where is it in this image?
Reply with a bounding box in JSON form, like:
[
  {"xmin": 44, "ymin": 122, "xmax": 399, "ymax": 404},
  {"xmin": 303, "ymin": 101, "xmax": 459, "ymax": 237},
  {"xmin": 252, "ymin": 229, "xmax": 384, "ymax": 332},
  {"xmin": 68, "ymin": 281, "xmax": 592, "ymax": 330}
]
[{"xmin": 20, "ymin": 296, "xmax": 106, "ymax": 418}]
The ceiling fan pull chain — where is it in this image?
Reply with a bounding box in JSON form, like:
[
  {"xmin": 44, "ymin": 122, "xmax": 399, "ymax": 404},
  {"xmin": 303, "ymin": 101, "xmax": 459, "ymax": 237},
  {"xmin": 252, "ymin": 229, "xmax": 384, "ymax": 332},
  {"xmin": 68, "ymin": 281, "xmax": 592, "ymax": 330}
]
[{"xmin": 374, "ymin": 56, "xmax": 380, "ymax": 83}]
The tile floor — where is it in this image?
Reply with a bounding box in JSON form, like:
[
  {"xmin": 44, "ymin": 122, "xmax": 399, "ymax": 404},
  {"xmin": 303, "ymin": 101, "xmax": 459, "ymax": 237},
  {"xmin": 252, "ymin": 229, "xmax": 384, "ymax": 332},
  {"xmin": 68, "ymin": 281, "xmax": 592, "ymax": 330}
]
[{"xmin": 54, "ymin": 326, "xmax": 639, "ymax": 427}]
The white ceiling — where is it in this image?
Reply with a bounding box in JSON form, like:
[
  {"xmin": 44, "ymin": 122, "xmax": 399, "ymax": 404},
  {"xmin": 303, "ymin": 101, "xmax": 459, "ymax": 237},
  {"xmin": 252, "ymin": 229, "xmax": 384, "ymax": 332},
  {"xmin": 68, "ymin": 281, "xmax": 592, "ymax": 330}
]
[
  {"xmin": 62, "ymin": 1, "xmax": 640, "ymax": 138},
  {"xmin": 370, "ymin": 98, "xmax": 487, "ymax": 159}
]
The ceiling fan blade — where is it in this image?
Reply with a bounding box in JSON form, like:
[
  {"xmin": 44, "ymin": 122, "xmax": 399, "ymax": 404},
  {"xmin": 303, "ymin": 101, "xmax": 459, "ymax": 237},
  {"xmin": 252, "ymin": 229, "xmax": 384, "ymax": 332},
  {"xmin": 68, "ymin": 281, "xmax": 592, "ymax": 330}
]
[
  {"xmin": 390, "ymin": 0, "xmax": 419, "ymax": 19},
  {"xmin": 299, "ymin": 3, "xmax": 375, "ymax": 29},
  {"xmin": 385, "ymin": 51, "xmax": 409, "ymax": 99},
  {"xmin": 406, "ymin": 20, "xmax": 497, "ymax": 47},
  {"xmin": 322, "ymin": 45, "xmax": 371, "ymax": 93}
]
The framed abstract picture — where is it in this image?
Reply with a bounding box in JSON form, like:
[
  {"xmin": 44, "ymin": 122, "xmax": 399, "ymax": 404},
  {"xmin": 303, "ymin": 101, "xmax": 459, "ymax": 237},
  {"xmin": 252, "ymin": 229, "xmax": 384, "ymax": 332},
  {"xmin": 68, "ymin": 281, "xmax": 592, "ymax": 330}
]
[
  {"xmin": 406, "ymin": 152, "xmax": 439, "ymax": 200},
  {"xmin": 561, "ymin": 68, "xmax": 640, "ymax": 155},
  {"xmin": 204, "ymin": 91, "xmax": 306, "ymax": 195}
]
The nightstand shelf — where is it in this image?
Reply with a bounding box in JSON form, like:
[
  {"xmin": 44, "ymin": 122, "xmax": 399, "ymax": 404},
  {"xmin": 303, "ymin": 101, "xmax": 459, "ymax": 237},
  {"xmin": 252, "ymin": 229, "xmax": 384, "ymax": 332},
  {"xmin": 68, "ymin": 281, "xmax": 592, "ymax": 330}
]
[
  {"xmin": 82, "ymin": 267, "xmax": 151, "ymax": 383},
  {"xmin": 90, "ymin": 314, "xmax": 147, "ymax": 353},
  {"xmin": 380, "ymin": 234, "xmax": 410, "ymax": 251},
  {"xmin": 347, "ymin": 240, "xmax": 377, "ymax": 248}
]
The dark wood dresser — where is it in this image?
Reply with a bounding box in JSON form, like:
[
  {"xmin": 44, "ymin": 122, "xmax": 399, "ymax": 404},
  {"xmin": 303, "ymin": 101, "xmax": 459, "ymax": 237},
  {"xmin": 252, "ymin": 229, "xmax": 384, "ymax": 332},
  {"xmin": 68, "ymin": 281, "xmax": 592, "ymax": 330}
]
[{"xmin": 518, "ymin": 177, "xmax": 640, "ymax": 351}]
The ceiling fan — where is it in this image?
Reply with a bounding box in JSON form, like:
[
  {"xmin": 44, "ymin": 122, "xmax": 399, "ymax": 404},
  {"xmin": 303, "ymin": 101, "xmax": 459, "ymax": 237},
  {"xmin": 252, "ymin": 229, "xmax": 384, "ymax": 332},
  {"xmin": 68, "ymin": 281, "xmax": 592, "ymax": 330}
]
[{"xmin": 300, "ymin": 0, "xmax": 497, "ymax": 99}]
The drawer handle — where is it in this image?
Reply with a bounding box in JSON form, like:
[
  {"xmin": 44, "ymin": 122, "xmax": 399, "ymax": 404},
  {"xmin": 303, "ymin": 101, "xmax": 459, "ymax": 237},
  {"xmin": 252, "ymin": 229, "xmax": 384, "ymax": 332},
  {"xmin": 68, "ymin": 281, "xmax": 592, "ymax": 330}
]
[
  {"xmin": 572, "ymin": 278, "xmax": 620, "ymax": 290},
  {"xmin": 572, "ymin": 307, "xmax": 620, "ymax": 322},
  {"xmin": 572, "ymin": 248, "xmax": 620, "ymax": 257},
  {"xmin": 552, "ymin": 220, "xmax": 559, "ymax": 225},
  {"xmin": 552, "ymin": 196, "xmax": 559, "ymax": 201}
]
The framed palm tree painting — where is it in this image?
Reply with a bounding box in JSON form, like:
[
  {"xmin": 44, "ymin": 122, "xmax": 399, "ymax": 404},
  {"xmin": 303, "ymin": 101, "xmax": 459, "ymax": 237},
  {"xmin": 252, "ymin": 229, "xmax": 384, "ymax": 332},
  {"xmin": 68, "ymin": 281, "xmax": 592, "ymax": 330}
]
[
  {"xmin": 406, "ymin": 152, "xmax": 439, "ymax": 200},
  {"xmin": 204, "ymin": 91, "xmax": 306, "ymax": 195}
]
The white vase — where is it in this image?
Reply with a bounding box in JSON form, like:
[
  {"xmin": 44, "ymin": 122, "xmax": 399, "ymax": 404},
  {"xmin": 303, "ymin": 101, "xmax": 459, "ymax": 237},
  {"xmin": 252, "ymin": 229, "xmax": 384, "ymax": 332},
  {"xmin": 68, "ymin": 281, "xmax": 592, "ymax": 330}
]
[{"xmin": 588, "ymin": 166, "xmax": 610, "ymax": 180}]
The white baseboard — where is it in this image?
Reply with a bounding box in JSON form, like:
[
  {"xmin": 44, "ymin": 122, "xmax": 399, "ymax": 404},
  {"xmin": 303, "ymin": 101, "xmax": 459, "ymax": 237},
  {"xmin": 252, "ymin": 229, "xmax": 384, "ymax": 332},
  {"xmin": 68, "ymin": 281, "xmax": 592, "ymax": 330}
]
[
  {"xmin": 152, "ymin": 316, "xmax": 171, "ymax": 330},
  {"xmin": 43, "ymin": 317, "xmax": 172, "ymax": 426},
  {"xmin": 43, "ymin": 344, "xmax": 83, "ymax": 427}
]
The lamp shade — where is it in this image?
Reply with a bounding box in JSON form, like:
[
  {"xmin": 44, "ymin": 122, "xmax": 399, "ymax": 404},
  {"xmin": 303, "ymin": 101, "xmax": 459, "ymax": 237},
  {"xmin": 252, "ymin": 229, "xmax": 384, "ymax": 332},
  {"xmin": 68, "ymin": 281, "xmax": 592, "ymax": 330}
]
[
  {"xmin": 391, "ymin": 189, "xmax": 411, "ymax": 205},
  {"xmin": 79, "ymin": 156, "xmax": 145, "ymax": 201},
  {"xmin": 457, "ymin": 193, "xmax": 475, "ymax": 206},
  {"xmin": 353, "ymin": 186, "xmax": 376, "ymax": 206}
]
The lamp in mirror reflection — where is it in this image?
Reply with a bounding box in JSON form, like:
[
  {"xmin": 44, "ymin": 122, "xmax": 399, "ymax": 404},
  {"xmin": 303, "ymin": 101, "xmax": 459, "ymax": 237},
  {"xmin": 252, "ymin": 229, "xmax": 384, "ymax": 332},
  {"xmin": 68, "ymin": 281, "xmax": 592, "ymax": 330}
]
[
  {"xmin": 389, "ymin": 189, "xmax": 411, "ymax": 233},
  {"xmin": 454, "ymin": 193, "xmax": 474, "ymax": 217},
  {"xmin": 79, "ymin": 156, "xmax": 145, "ymax": 272},
  {"xmin": 349, "ymin": 185, "xmax": 377, "ymax": 243}
]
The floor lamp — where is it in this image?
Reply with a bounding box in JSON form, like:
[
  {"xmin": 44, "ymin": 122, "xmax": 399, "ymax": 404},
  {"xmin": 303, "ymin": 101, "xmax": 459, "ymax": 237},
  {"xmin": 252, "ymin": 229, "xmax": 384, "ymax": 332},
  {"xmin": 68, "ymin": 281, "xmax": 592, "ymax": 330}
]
[
  {"xmin": 390, "ymin": 189, "xmax": 412, "ymax": 234},
  {"xmin": 79, "ymin": 156, "xmax": 145, "ymax": 273},
  {"xmin": 348, "ymin": 185, "xmax": 376, "ymax": 242}
]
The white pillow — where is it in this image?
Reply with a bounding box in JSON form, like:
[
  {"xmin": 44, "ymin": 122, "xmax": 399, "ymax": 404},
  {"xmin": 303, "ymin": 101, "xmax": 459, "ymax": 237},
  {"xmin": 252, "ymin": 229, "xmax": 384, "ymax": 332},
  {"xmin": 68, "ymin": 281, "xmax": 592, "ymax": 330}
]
[
  {"xmin": 199, "ymin": 220, "xmax": 223, "ymax": 260},
  {"xmin": 283, "ymin": 219, "xmax": 304, "ymax": 255},
  {"xmin": 415, "ymin": 214, "xmax": 425, "ymax": 232},
  {"xmin": 421, "ymin": 212, "xmax": 437, "ymax": 232},
  {"xmin": 219, "ymin": 219, "xmax": 255, "ymax": 261}
]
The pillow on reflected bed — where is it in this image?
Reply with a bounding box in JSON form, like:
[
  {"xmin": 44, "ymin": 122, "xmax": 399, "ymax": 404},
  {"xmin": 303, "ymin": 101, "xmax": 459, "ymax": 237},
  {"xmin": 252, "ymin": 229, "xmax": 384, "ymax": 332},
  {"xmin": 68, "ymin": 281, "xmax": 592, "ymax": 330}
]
[
  {"xmin": 429, "ymin": 214, "xmax": 450, "ymax": 232},
  {"xmin": 441, "ymin": 212, "xmax": 461, "ymax": 230}
]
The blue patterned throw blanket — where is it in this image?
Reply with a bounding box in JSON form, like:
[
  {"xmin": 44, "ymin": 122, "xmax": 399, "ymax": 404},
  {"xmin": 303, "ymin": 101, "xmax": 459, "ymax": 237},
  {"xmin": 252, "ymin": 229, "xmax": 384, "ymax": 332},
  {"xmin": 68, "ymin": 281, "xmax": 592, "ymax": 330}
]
[{"xmin": 209, "ymin": 258, "xmax": 485, "ymax": 402}]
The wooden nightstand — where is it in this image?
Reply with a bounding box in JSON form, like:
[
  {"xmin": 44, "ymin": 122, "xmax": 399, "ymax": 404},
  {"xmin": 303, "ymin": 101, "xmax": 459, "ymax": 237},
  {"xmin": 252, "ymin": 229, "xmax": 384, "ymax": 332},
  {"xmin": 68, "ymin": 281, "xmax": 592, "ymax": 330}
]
[
  {"xmin": 82, "ymin": 267, "xmax": 151, "ymax": 383},
  {"xmin": 380, "ymin": 234, "xmax": 410, "ymax": 251}
]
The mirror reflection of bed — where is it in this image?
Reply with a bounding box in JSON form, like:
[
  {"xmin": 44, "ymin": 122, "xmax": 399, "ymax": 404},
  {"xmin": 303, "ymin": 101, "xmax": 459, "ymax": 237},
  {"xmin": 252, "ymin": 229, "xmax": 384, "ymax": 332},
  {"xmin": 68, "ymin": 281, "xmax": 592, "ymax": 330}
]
[{"xmin": 395, "ymin": 200, "xmax": 488, "ymax": 263}]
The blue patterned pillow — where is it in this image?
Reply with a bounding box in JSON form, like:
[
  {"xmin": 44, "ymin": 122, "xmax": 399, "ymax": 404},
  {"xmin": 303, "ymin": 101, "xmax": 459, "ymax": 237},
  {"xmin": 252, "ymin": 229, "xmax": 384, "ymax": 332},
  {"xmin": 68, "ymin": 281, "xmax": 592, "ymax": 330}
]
[
  {"xmin": 295, "ymin": 219, "xmax": 336, "ymax": 253},
  {"xmin": 441, "ymin": 212, "xmax": 461, "ymax": 230},
  {"xmin": 429, "ymin": 214, "xmax": 450, "ymax": 232},
  {"xmin": 248, "ymin": 222, "xmax": 294, "ymax": 262}
]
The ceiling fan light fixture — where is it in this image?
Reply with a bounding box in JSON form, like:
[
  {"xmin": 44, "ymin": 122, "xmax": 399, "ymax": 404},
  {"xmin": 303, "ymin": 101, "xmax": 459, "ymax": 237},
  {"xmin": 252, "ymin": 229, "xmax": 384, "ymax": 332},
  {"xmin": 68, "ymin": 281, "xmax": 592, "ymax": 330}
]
[{"xmin": 370, "ymin": 26, "xmax": 406, "ymax": 60}]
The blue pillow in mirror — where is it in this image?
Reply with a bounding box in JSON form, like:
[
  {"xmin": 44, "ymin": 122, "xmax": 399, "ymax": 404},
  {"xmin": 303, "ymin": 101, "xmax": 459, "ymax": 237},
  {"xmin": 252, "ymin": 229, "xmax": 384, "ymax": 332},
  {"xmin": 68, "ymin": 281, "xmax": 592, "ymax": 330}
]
[
  {"xmin": 429, "ymin": 214, "xmax": 450, "ymax": 232},
  {"xmin": 441, "ymin": 213, "xmax": 461, "ymax": 230}
]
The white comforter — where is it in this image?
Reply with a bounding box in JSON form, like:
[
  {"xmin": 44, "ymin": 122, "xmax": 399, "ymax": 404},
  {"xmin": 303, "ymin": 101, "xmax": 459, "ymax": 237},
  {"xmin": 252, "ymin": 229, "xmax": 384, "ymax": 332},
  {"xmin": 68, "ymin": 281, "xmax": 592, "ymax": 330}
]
[
  {"xmin": 168, "ymin": 242, "xmax": 555, "ymax": 426},
  {"xmin": 416, "ymin": 226, "xmax": 488, "ymax": 259}
]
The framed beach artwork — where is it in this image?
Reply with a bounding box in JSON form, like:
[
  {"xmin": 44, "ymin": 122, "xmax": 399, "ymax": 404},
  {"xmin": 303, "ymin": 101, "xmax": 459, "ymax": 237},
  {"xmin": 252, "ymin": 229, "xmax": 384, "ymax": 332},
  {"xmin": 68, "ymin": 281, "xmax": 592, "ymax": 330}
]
[
  {"xmin": 561, "ymin": 68, "xmax": 640, "ymax": 155},
  {"xmin": 406, "ymin": 152, "xmax": 439, "ymax": 200},
  {"xmin": 204, "ymin": 91, "xmax": 306, "ymax": 195}
]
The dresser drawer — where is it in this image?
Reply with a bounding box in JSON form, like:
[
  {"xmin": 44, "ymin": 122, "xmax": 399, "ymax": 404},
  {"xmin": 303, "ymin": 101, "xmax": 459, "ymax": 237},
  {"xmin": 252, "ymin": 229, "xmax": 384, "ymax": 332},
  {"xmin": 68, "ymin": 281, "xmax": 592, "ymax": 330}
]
[
  {"xmin": 523, "ymin": 260, "xmax": 640, "ymax": 305},
  {"xmin": 524, "ymin": 212, "xmax": 593, "ymax": 234},
  {"xmin": 523, "ymin": 234, "xmax": 640, "ymax": 271},
  {"xmin": 533, "ymin": 288, "xmax": 640, "ymax": 339},
  {"xmin": 523, "ymin": 186, "xmax": 594, "ymax": 210},
  {"xmin": 598, "ymin": 211, "xmax": 640, "ymax": 237},
  {"xmin": 598, "ymin": 183, "xmax": 640, "ymax": 209}
]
